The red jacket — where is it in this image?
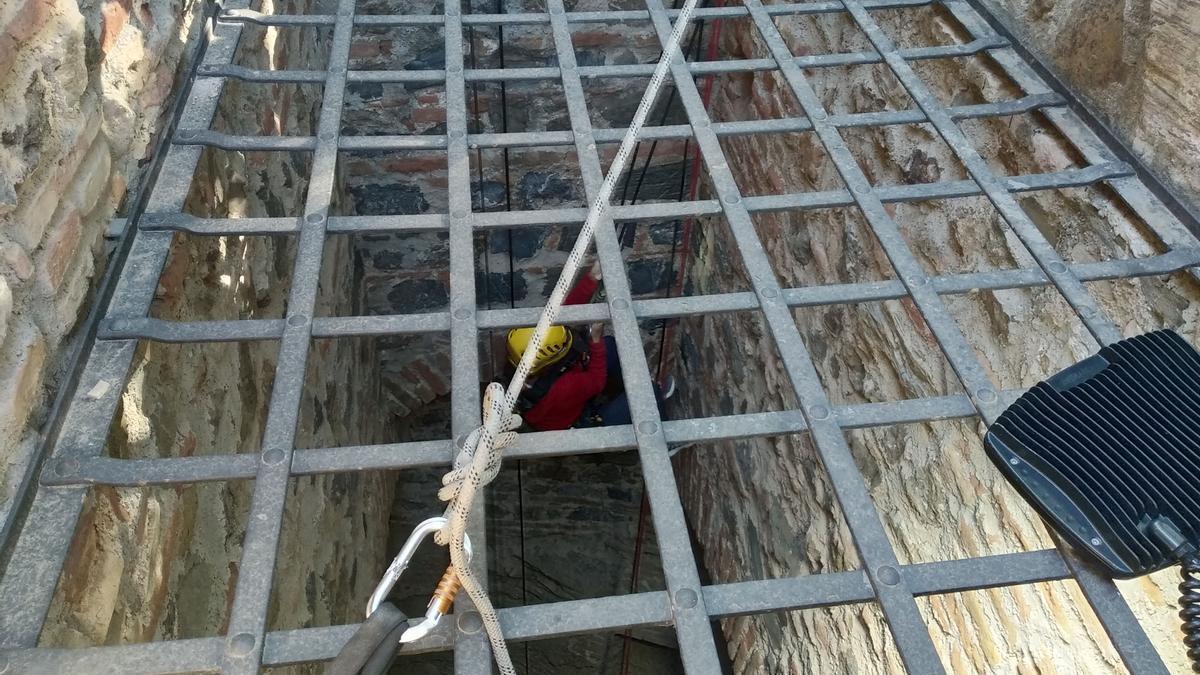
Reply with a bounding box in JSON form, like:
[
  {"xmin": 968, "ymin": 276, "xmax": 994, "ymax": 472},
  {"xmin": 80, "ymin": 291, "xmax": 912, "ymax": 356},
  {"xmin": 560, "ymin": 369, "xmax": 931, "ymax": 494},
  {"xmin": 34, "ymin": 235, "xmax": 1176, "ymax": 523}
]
[{"xmin": 521, "ymin": 276, "xmax": 606, "ymax": 431}]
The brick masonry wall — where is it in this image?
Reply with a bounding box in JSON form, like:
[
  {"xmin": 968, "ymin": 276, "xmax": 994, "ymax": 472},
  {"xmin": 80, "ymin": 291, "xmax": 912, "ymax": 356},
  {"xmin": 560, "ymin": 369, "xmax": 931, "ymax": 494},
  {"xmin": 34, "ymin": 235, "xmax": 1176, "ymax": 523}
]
[
  {"xmin": 0, "ymin": 0, "xmax": 206, "ymax": 518},
  {"xmin": 31, "ymin": 0, "xmax": 396, "ymax": 651},
  {"xmin": 669, "ymin": 6, "xmax": 1200, "ymax": 674}
]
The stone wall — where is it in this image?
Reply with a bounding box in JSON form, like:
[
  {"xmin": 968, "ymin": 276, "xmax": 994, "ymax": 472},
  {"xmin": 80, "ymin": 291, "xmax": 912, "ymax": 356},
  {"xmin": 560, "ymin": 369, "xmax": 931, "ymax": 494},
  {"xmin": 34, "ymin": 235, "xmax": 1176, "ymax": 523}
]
[
  {"xmin": 983, "ymin": 0, "xmax": 1200, "ymax": 206},
  {"xmin": 670, "ymin": 5, "xmax": 1200, "ymax": 674},
  {"xmin": 0, "ymin": 0, "xmax": 206, "ymax": 521},
  {"xmin": 341, "ymin": 0, "xmax": 695, "ymax": 410},
  {"xmin": 37, "ymin": 0, "xmax": 396, "ymax": 649}
]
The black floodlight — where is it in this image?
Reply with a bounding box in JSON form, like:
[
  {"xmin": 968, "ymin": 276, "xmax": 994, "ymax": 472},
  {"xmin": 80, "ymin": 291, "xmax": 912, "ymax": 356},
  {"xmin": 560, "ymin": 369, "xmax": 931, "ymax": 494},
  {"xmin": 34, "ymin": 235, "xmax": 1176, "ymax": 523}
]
[{"xmin": 985, "ymin": 329, "xmax": 1200, "ymax": 670}]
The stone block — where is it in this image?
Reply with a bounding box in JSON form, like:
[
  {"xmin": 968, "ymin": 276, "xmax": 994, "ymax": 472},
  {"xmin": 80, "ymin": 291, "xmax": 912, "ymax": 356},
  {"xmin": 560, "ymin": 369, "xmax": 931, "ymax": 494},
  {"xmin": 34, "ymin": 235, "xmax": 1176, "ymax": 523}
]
[
  {"xmin": 570, "ymin": 30, "xmax": 621, "ymax": 49},
  {"xmin": 381, "ymin": 155, "xmax": 445, "ymax": 174},
  {"xmin": 648, "ymin": 221, "xmax": 681, "ymax": 246},
  {"xmin": 109, "ymin": 172, "xmax": 127, "ymax": 204},
  {"xmin": 515, "ymin": 170, "xmax": 577, "ymax": 209},
  {"xmin": 626, "ymin": 257, "xmax": 668, "ymax": 296},
  {"xmin": 9, "ymin": 180, "xmax": 60, "ymax": 251},
  {"xmin": 410, "ymin": 359, "xmax": 450, "ymax": 397},
  {"xmin": 471, "ymin": 180, "xmax": 507, "ymax": 210},
  {"xmin": 477, "ymin": 270, "xmax": 528, "ymax": 306},
  {"xmin": 0, "ymin": 320, "xmax": 46, "ymax": 453},
  {"xmin": 37, "ymin": 210, "xmax": 83, "ymax": 294},
  {"xmin": 0, "ymin": 0, "xmax": 55, "ymax": 75},
  {"xmin": 70, "ymin": 142, "xmax": 114, "ymax": 217},
  {"xmin": 348, "ymin": 82, "xmax": 383, "ymax": 102},
  {"xmin": 349, "ymin": 41, "xmax": 383, "ymax": 59},
  {"xmin": 0, "ymin": 243, "xmax": 34, "ymax": 281},
  {"xmin": 385, "ymin": 277, "xmax": 448, "ymax": 312},
  {"xmin": 410, "ymin": 106, "xmax": 445, "ymax": 125},
  {"xmin": 10, "ymin": 114, "xmax": 102, "ymax": 251},
  {"xmin": 497, "ymin": 228, "xmax": 549, "ymax": 260},
  {"xmin": 0, "ymin": 276, "xmax": 11, "ymax": 345},
  {"xmin": 348, "ymin": 183, "xmax": 429, "ymax": 216},
  {"xmin": 99, "ymin": 0, "xmax": 131, "ymax": 54},
  {"xmin": 42, "ymin": 241, "xmax": 93, "ymax": 344}
]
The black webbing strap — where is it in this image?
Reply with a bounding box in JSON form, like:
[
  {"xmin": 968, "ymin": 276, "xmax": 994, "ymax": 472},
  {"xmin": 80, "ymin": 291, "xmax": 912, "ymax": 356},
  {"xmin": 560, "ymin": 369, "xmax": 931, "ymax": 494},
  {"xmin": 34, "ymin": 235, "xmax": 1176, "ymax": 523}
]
[{"xmin": 327, "ymin": 603, "xmax": 409, "ymax": 675}]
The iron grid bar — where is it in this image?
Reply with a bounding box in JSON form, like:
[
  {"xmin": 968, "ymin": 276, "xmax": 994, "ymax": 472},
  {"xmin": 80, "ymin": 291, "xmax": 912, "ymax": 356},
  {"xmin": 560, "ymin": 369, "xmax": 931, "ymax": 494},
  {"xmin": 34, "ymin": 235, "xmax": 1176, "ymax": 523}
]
[
  {"xmin": 836, "ymin": 3, "xmax": 1170, "ymax": 667},
  {"xmin": 138, "ymin": 162, "xmax": 1130, "ymax": 238},
  {"xmin": 0, "ymin": 0, "xmax": 256, "ymax": 648},
  {"xmin": 195, "ymin": 38, "xmax": 1005, "ymax": 87},
  {"xmin": 95, "ymin": 245, "xmax": 1199, "ymax": 346},
  {"xmin": 216, "ymin": 0, "xmax": 357, "ymax": 670},
  {"xmin": 0, "ymin": 0, "xmax": 1198, "ymax": 672},
  {"xmin": 643, "ymin": 0, "xmax": 943, "ymax": 668},
  {"xmin": 222, "ymin": 0, "xmax": 932, "ymax": 27},
  {"xmin": 44, "ymin": 392, "xmax": 1001, "ymax": 488},
  {"xmin": 441, "ymin": 0, "xmax": 495, "ymax": 669},
  {"xmin": 0, "ymin": 548, "xmax": 1074, "ymax": 673},
  {"xmin": 176, "ymin": 91, "xmax": 1059, "ymax": 152},
  {"xmin": 543, "ymin": 0, "xmax": 723, "ymax": 668}
]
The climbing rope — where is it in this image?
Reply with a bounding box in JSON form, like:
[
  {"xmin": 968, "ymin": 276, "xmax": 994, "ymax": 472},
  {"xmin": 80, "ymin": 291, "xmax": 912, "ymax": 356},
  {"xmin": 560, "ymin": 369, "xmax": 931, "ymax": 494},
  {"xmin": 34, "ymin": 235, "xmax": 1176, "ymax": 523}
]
[{"xmin": 431, "ymin": 0, "xmax": 703, "ymax": 670}]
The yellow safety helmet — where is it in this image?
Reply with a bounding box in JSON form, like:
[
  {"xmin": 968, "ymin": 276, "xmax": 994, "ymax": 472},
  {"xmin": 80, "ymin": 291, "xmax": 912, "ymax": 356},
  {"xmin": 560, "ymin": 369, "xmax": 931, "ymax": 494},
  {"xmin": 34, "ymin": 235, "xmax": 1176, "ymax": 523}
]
[{"xmin": 507, "ymin": 325, "xmax": 573, "ymax": 375}]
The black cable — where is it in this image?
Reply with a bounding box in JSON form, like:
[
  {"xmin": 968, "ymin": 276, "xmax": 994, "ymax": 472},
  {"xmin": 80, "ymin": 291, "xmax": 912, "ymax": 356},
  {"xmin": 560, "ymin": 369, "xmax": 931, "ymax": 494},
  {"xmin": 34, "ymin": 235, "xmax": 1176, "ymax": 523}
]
[
  {"xmin": 615, "ymin": 3, "xmax": 708, "ymax": 377},
  {"xmin": 1180, "ymin": 552, "xmax": 1200, "ymax": 672},
  {"xmin": 326, "ymin": 603, "xmax": 408, "ymax": 675},
  {"xmin": 615, "ymin": 0, "xmax": 706, "ymax": 251},
  {"xmin": 624, "ymin": 3, "xmax": 707, "ymax": 209},
  {"xmin": 653, "ymin": 135, "xmax": 693, "ymax": 378}
]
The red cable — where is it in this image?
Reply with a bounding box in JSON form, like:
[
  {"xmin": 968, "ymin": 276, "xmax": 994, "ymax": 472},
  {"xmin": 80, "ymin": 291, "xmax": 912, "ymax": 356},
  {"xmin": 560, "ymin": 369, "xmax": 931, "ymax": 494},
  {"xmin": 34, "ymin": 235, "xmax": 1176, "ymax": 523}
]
[
  {"xmin": 621, "ymin": 10, "xmax": 727, "ymax": 671},
  {"xmin": 621, "ymin": 10, "xmax": 728, "ymax": 673}
]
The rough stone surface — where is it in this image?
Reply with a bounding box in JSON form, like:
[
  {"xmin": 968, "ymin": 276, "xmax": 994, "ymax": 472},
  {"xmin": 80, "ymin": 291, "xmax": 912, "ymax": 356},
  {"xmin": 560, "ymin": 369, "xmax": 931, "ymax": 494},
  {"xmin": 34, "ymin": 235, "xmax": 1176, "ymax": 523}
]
[
  {"xmin": 0, "ymin": 0, "xmax": 204, "ymax": 511},
  {"xmin": 983, "ymin": 0, "xmax": 1200, "ymax": 206},
  {"xmin": 670, "ymin": 5, "xmax": 1200, "ymax": 673},
  {"xmin": 38, "ymin": 2, "xmax": 394, "ymax": 657}
]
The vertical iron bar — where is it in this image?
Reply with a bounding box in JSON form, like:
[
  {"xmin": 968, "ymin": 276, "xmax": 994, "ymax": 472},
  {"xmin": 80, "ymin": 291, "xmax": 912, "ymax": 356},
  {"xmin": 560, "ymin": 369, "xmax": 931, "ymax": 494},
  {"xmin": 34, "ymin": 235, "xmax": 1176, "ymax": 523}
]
[
  {"xmin": 444, "ymin": 0, "xmax": 492, "ymax": 671},
  {"xmin": 219, "ymin": 0, "xmax": 355, "ymax": 671},
  {"xmin": 544, "ymin": 0, "xmax": 725, "ymax": 671}
]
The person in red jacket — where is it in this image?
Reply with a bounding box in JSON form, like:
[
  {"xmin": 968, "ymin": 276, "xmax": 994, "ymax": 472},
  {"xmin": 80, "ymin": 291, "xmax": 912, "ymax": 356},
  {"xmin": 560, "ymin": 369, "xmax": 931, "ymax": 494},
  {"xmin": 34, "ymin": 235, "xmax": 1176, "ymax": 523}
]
[{"xmin": 505, "ymin": 263, "xmax": 673, "ymax": 431}]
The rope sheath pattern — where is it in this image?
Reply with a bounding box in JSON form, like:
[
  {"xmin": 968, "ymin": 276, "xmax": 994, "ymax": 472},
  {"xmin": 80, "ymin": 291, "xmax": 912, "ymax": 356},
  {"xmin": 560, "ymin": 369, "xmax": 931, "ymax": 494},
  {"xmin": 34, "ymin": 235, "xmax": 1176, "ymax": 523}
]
[{"xmin": 434, "ymin": 1, "xmax": 702, "ymax": 670}]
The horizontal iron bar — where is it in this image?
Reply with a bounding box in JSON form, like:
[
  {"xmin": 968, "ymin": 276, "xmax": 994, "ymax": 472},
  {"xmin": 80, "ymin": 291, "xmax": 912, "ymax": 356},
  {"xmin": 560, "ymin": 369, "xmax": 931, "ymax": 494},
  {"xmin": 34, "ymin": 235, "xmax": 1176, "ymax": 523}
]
[
  {"xmin": 219, "ymin": 0, "xmax": 935, "ymax": 28},
  {"xmin": 43, "ymin": 392, "xmax": 989, "ymax": 487},
  {"xmin": 137, "ymin": 163, "xmax": 1129, "ymax": 237},
  {"xmin": 93, "ymin": 244, "xmax": 1196, "ymax": 346},
  {"xmin": 0, "ymin": 546, "xmax": 1075, "ymax": 672},
  {"xmin": 198, "ymin": 63, "xmax": 325, "ymax": 83},
  {"xmin": 101, "ymin": 318, "xmax": 286, "ymax": 343},
  {"xmin": 174, "ymin": 129, "xmax": 317, "ymax": 151},
  {"xmin": 903, "ymin": 549, "xmax": 1071, "ymax": 595},
  {"xmin": 175, "ymin": 93, "xmax": 1062, "ymax": 153},
  {"xmin": 196, "ymin": 39, "xmax": 995, "ymax": 88}
]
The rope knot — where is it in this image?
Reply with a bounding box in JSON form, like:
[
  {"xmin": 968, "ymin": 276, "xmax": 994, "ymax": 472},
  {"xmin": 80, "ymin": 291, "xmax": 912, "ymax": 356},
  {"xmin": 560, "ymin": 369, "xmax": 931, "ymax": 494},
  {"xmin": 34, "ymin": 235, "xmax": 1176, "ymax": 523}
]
[{"xmin": 435, "ymin": 382, "xmax": 521, "ymax": 546}]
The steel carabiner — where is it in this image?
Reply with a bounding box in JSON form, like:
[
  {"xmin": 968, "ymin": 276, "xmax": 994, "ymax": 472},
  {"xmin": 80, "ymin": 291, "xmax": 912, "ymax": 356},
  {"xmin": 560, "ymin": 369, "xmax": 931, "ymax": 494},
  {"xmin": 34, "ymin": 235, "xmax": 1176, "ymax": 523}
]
[{"xmin": 366, "ymin": 516, "xmax": 473, "ymax": 644}]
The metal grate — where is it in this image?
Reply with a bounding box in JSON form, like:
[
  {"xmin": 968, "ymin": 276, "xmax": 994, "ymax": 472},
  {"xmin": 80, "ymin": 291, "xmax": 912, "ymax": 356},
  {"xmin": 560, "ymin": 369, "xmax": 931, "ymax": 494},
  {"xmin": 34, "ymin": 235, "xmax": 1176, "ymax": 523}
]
[{"xmin": 2, "ymin": 0, "xmax": 1200, "ymax": 672}]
